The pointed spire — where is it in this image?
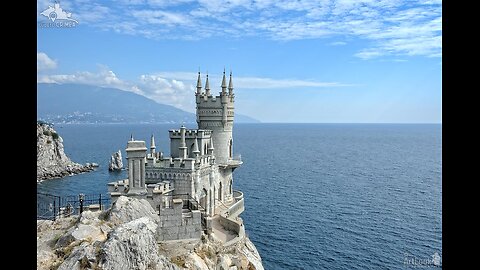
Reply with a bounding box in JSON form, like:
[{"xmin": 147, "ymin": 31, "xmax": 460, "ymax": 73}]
[
  {"xmin": 130, "ymin": 134, "xmax": 134, "ymax": 141},
  {"xmin": 205, "ymin": 73, "xmax": 211, "ymax": 96},
  {"xmin": 196, "ymin": 71, "xmax": 202, "ymax": 95},
  {"xmin": 150, "ymin": 134, "xmax": 156, "ymax": 154},
  {"xmin": 192, "ymin": 137, "xmax": 200, "ymax": 157},
  {"xmin": 221, "ymin": 68, "xmax": 227, "ymax": 94},
  {"xmin": 179, "ymin": 126, "xmax": 187, "ymax": 159},
  {"xmin": 208, "ymin": 137, "xmax": 214, "ymax": 155},
  {"xmin": 228, "ymin": 71, "xmax": 233, "ymax": 95}
]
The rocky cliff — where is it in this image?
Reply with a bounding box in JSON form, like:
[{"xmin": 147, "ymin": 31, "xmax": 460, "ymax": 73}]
[
  {"xmin": 108, "ymin": 150, "xmax": 123, "ymax": 171},
  {"xmin": 37, "ymin": 123, "xmax": 96, "ymax": 182},
  {"xmin": 37, "ymin": 196, "xmax": 264, "ymax": 270}
]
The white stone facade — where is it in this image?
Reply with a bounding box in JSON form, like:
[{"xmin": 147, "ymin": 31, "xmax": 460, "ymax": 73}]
[{"xmin": 108, "ymin": 71, "xmax": 245, "ymax": 242}]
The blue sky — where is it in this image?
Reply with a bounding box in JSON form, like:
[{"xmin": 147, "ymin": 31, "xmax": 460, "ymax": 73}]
[{"xmin": 37, "ymin": 0, "xmax": 442, "ymax": 123}]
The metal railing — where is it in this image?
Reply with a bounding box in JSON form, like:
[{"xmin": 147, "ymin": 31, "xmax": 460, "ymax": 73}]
[
  {"xmin": 37, "ymin": 192, "xmax": 111, "ymax": 221},
  {"xmin": 157, "ymin": 193, "xmax": 205, "ymax": 212}
]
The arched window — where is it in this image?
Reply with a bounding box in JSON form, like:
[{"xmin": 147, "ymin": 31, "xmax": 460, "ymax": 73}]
[
  {"xmin": 219, "ymin": 182, "xmax": 223, "ymax": 201},
  {"xmin": 229, "ymin": 138, "xmax": 233, "ymax": 158}
]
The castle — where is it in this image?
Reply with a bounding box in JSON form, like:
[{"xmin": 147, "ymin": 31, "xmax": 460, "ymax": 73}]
[{"xmin": 108, "ymin": 71, "xmax": 245, "ymax": 243}]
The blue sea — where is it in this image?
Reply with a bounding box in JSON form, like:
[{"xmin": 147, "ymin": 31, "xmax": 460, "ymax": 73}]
[{"xmin": 37, "ymin": 123, "xmax": 442, "ymax": 269}]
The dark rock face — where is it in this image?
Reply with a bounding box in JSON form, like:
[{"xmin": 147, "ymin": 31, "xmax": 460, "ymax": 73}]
[{"xmin": 37, "ymin": 123, "xmax": 95, "ymax": 182}]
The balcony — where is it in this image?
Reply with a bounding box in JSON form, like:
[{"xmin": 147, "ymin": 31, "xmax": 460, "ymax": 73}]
[
  {"xmin": 218, "ymin": 155, "xmax": 243, "ymax": 169},
  {"xmin": 216, "ymin": 190, "xmax": 244, "ymax": 219}
]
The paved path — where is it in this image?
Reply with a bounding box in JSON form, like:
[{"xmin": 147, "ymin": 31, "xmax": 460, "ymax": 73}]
[{"xmin": 211, "ymin": 217, "xmax": 237, "ymax": 243}]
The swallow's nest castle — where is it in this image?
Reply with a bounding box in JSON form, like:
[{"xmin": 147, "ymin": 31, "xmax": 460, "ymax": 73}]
[{"xmin": 108, "ymin": 71, "xmax": 246, "ymax": 244}]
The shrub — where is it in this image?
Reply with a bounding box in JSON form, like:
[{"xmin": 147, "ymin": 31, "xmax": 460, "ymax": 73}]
[
  {"xmin": 51, "ymin": 132, "xmax": 59, "ymax": 140},
  {"xmin": 170, "ymin": 256, "xmax": 186, "ymax": 268}
]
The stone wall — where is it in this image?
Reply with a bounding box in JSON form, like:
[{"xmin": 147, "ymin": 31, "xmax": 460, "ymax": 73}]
[{"xmin": 157, "ymin": 198, "xmax": 202, "ymax": 241}]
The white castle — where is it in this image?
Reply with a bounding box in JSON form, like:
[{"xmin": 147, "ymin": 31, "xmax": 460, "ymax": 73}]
[{"xmin": 108, "ymin": 71, "xmax": 245, "ymax": 243}]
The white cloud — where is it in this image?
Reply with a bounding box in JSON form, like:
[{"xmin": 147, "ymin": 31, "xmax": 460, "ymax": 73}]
[
  {"xmin": 37, "ymin": 52, "xmax": 57, "ymax": 72},
  {"xmin": 38, "ymin": 1, "xmax": 441, "ymax": 59},
  {"xmin": 37, "ymin": 65, "xmax": 143, "ymax": 95},
  {"xmin": 329, "ymin": 41, "xmax": 347, "ymax": 46},
  {"xmin": 148, "ymin": 71, "xmax": 350, "ymax": 89},
  {"xmin": 38, "ymin": 67, "xmax": 351, "ymax": 112},
  {"xmin": 132, "ymin": 10, "xmax": 192, "ymax": 26}
]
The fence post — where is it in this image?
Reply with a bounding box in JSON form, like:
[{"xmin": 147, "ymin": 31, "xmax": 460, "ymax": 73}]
[
  {"xmin": 99, "ymin": 194, "xmax": 102, "ymax": 210},
  {"xmin": 53, "ymin": 199, "xmax": 56, "ymax": 221},
  {"xmin": 79, "ymin": 193, "xmax": 84, "ymax": 214}
]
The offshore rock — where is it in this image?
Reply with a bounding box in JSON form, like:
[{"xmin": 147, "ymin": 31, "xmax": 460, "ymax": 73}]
[
  {"xmin": 37, "ymin": 122, "xmax": 95, "ymax": 182},
  {"xmin": 108, "ymin": 150, "xmax": 123, "ymax": 171}
]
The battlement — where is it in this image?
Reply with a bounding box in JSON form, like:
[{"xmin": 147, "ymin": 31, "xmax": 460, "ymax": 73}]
[
  {"xmin": 148, "ymin": 153, "xmax": 215, "ymax": 170},
  {"xmin": 169, "ymin": 129, "xmax": 212, "ymax": 138},
  {"xmin": 196, "ymin": 93, "xmax": 234, "ymax": 106}
]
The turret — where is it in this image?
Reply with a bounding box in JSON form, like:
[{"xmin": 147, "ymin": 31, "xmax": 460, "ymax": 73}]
[
  {"xmin": 126, "ymin": 140, "xmax": 147, "ymax": 198},
  {"xmin": 150, "ymin": 134, "xmax": 156, "ymax": 155},
  {"xmin": 228, "ymin": 71, "xmax": 234, "ymax": 96},
  {"xmin": 179, "ymin": 125, "xmax": 187, "ymax": 159},
  {"xmin": 205, "ymin": 74, "xmax": 211, "ymax": 96},
  {"xmin": 192, "ymin": 137, "xmax": 200, "ymax": 158},
  {"xmin": 221, "ymin": 69, "xmax": 227, "ymax": 95},
  {"xmin": 195, "ymin": 71, "xmax": 236, "ymax": 164},
  {"xmin": 196, "ymin": 72, "xmax": 202, "ymax": 95}
]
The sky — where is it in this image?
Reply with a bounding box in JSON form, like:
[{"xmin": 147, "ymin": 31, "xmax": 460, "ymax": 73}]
[{"xmin": 37, "ymin": 0, "xmax": 442, "ymax": 123}]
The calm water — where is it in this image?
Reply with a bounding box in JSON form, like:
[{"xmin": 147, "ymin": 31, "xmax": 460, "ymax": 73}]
[{"xmin": 37, "ymin": 123, "xmax": 442, "ymax": 269}]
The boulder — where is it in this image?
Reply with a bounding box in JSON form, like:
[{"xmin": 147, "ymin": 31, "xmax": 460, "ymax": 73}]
[
  {"xmin": 57, "ymin": 241, "xmax": 97, "ymax": 270},
  {"xmin": 107, "ymin": 196, "xmax": 160, "ymax": 225},
  {"xmin": 99, "ymin": 217, "xmax": 178, "ymax": 270}
]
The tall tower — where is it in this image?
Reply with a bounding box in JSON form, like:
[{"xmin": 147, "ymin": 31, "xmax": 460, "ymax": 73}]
[
  {"xmin": 196, "ymin": 70, "xmax": 235, "ymax": 164},
  {"xmin": 126, "ymin": 140, "xmax": 147, "ymax": 198}
]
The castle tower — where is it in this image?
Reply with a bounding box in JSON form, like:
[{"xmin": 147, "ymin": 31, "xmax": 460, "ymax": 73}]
[
  {"xmin": 196, "ymin": 70, "xmax": 235, "ymax": 164},
  {"xmin": 126, "ymin": 140, "xmax": 147, "ymax": 198}
]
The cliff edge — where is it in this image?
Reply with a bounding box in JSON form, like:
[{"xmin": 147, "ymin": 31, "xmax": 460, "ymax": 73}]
[
  {"xmin": 37, "ymin": 196, "xmax": 264, "ymax": 270},
  {"xmin": 37, "ymin": 122, "xmax": 96, "ymax": 182}
]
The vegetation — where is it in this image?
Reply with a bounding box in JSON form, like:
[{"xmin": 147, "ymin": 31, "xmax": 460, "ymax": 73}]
[
  {"xmin": 42, "ymin": 129, "xmax": 60, "ymax": 140},
  {"xmin": 170, "ymin": 256, "xmax": 186, "ymax": 268},
  {"xmin": 38, "ymin": 120, "xmax": 53, "ymax": 126}
]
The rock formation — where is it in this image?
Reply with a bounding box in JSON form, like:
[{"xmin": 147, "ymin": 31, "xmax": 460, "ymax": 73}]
[
  {"xmin": 37, "ymin": 122, "xmax": 96, "ymax": 182},
  {"xmin": 37, "ymin": 196, "xmax": 264, "ymax": 270},
  {"xmin": 108, "ymin": 150, "xmax": 123, "ymax": 171}
]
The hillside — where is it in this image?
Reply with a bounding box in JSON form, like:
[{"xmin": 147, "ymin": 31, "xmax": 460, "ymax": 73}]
[{"xmin": 37, "ymin": 83, "xmax": 259, "ymax": 124}]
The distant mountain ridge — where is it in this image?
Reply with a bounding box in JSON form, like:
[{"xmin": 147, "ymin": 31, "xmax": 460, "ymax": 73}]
[{"xmin": 37, "ymin": 83, "xmax": 259, "ymax": 124}]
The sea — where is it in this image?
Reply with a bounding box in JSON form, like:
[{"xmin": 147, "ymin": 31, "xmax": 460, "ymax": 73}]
[{"xmin": 37, "ymin": 123, "xmax": 442, "ymax": 269}]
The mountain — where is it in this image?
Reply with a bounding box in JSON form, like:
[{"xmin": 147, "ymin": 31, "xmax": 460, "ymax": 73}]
[
  {"xmin": 37, "ymin": 83, "xmax": 260, "ymax": 124},
  {"xmin": 37, "ymin": 83, "xmax": 195, "ymax": 124}
]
